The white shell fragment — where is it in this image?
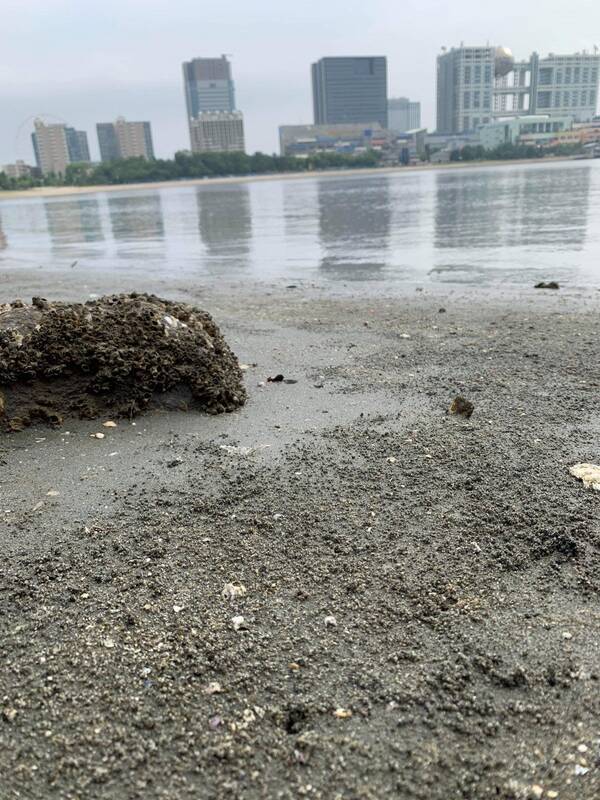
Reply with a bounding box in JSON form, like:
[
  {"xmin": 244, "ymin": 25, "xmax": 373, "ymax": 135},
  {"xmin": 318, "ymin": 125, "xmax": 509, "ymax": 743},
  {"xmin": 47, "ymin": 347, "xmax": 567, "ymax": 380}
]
[
  {"xmin": 569, "ymin": 463, "xmax": 600, "ymax": 491},
  {"xmin": 222, "ymin": 582, "xmax": 247, "ymax": 600},
  {"xmin": 231, "ymin": 615, "xmax": 245, "ymax": 631}
]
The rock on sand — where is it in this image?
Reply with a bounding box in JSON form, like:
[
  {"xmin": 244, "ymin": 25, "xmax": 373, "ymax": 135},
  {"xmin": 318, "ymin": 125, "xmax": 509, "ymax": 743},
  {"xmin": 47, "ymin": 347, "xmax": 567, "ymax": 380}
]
[{"xmin": 0, "ymin": 293, "xmax": 246, "ymax": 431}]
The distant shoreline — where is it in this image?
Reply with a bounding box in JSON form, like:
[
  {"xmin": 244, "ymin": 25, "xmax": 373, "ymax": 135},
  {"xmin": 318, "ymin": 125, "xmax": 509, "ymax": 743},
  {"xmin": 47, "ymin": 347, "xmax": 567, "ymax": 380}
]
[{"xmin": 0, "ymin": 155, "xmax": 582, "ymax": 201}]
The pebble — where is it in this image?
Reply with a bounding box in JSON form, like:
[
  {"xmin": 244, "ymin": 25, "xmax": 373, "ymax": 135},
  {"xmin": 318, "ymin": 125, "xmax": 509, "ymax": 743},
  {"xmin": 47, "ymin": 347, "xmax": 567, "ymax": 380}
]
[
  {"xmin": 333, "ymin": 708, "xmax": 352, "ymax": 719},
  {"xmin": 103, "ymin": 638, "xmax": 115, "ymax": 649},
  {"xmin": 91, "ymin": 432, "xmax": 105, "ymax": 439},
  {"xmin": 324, "ymin": 615, "xmax": 337, "ymax": 627},
  {"xmin": 231, "ymin": 615, "xmax": 245, "ymax": 631},
  {"xmin": 102, "ymin": 421, "xmax": 117, "ymax": 428}
]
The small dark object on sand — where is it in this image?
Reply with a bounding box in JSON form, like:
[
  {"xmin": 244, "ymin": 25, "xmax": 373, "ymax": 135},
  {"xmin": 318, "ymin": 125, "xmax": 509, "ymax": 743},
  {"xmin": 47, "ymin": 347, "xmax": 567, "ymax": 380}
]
[
  {"xmin": 0, "ymin": 293, "xmax": 246, "ymax": 432},
  {"xmin": 286, "ymin": 285, "xmax": 298, "ymax": 289},
  {"xmin": 439, "ymin": 308, "xmax": 446, "ymax": 313},
  {"xmin": 449, "ymin": 396, "xmax": 474, "ymax": 418},
  {"xmin": 268, "ymin": 374, "xmax": 284, "ymax": 383},
  {"xmin": 167, "ymin": 458, "xmax": 183, "ymax": 468},
  {"xmin": 534, "ymin": 281, "xmax": 560, "ymax": 290}
]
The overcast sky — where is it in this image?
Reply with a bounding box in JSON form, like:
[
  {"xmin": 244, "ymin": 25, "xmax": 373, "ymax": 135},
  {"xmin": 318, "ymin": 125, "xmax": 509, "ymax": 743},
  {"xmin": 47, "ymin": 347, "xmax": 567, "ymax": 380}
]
[{"xmin": 2, "ymin": 0, "xmax": 600, "ymax": 164}]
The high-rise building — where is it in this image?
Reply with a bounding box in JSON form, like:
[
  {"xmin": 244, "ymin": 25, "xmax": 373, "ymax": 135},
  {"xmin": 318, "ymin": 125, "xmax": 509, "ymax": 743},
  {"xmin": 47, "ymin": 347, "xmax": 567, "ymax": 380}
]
[
  {"xmin": 388, "ymin": 98, "xmax": 421, "ymax": 132},
  {"xmin": 436, "ymin": 45, "xmax": 600, "ymax": 134},
  {"xmin": 183, "ymin": 56, "xmax": 236, "ymax": 117},
  {"xmin": 97, "ymin": 117, "xmax": 155, "ymax": 161},
  {"xmin": 189, "ymin": 111, "xmax": 245, "ymax": 153},
  {"xmin": 182, "ymin": 55, "xmax": 245, "ymax": 152},
  {"xmin": 66, "ymin": 129, "xmax": 91, "ymax": 163},
  {"xmin": 312, "ymin": 57, "xmax": 388, "ymax": 128},
  {"xmin": 31, "ymin": 119, "xmax": 90, "ymax": 176}
]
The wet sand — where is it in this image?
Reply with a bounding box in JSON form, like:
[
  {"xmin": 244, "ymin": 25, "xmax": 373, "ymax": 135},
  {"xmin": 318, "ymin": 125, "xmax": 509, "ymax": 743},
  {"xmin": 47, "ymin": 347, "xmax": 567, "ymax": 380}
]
[
  {"xmin": 1, "ymin": 279, "xmax": 600, "ymax": 799},
  {"xmin": 0, "ymin": 155, "xmax": 576, "ymax": 201}
]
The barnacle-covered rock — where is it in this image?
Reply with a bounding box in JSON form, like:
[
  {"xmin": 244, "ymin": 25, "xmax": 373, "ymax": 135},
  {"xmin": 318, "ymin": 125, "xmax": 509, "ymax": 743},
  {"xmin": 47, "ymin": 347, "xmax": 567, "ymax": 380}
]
[{"xmin": 0, "ymin": 293, "xmax": 245, "ymax": 431}]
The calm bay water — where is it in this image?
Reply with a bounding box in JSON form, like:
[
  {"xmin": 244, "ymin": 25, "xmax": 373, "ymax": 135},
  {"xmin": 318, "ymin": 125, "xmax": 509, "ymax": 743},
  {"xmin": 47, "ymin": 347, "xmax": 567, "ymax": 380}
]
[{"xmin": 1, "ymin": 159, "xmax": 599, "ymax": 287}]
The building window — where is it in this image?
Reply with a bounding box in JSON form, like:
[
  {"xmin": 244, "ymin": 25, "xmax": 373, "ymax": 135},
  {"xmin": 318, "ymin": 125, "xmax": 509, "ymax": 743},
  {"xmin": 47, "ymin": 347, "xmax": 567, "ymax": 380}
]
[
  {"xmin": 556, "ymin": 69, "xmax": 563, "ymax": 83},
  {"xmin": 464, "ymin": 66, "xmax": 471, "ymax": 83},
  {"xmin": 537, "ymin": 91, "xmax": 552, "ymax": 107},
  {"xmin": 463, "ymin": 115, "xmax": 470, "ymax": 131},
  {"xmin": 583, "ymin": 68, "xmax": 589, "ymax": 83},
  {"xmin": 574, "ymin": 67, "xmax": 580, "ymax": 82},
  {"xmin": 539, "ymin": 68, "xmax": 553, "ymax": 85},
  {"xmin": 474, "ymin": 65, "xmax": 481, "ymax": 82},
  {"xmin": 592, "ymin": 69, "xmax": 598, "ymax": 83},
  {"xmin": 565, "ymin": 67, "xmax": 572, "ymax": 84},
  {"xmin": 484, "ymin": 64, "xmax": 492, "ymax": 82},
  {"xmin": 473, "ymin": 91, "xmax": 480, "ymax": 108},
  {"xmin": 463, "ymin": 91, "xmax": 471, "ymax": 109},
  {"xmin": 554, "ymin": 92, "xmax": 561, "ymax": 107}
]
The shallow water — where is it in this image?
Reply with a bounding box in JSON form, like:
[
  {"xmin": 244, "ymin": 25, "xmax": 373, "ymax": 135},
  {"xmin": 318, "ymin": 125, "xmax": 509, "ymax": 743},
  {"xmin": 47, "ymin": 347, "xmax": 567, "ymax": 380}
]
[{"xmin": 1, "ymin": 159, "xmax": 599, "ymax": 287}]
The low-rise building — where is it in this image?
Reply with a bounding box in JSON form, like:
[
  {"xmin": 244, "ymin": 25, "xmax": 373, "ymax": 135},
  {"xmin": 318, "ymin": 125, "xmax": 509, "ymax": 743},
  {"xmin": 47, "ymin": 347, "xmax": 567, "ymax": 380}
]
[
  {"xmin": 279, "ymin": 123, "xmax": 388, "ymax": 157},
  {"xmin": 478, "ymin": 114, "xmax": 573, "ymax": 149},
  {"xmin": 189, "ymin": 111, "xmax": 245, "ymax": 153},
  {"xmin": 2, "ymin": 160, "xmax": 38, "ymax": 179}
]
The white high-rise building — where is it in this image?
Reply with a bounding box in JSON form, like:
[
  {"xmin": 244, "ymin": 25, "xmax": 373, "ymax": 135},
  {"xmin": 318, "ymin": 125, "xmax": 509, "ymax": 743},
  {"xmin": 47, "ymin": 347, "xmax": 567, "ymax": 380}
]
[{"xmin": 437, "ymin": 45, "xmax": 600, "ymax": 134}]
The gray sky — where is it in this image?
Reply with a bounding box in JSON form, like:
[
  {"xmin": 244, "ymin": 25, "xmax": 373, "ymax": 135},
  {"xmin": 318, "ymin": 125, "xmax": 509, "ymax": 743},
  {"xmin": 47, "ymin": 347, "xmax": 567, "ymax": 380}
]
[{"xmin": 2, "ymin": 0, "xmax": 600, "ymax": 164}]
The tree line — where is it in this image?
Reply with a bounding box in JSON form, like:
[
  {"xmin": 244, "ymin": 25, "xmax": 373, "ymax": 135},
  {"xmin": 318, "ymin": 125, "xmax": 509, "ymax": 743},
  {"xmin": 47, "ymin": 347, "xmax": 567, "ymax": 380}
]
[
  {"xmin": 0, "ymin": 150, "xmax": 381, "ymax": 190},
  {"xmin": 0, "ymin": 142, "xmax": 584, "ymax": 191},
  {"xmin": 448, "ymin": 142, "xmax": 583, "ymax": 162}
]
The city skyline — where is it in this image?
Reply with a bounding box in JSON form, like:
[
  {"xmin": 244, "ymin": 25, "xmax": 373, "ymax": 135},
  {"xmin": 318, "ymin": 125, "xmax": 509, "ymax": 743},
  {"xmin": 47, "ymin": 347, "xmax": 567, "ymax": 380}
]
[{"xmin": 2, "ymin": 0, "xmax": 600, "ymax": 164}]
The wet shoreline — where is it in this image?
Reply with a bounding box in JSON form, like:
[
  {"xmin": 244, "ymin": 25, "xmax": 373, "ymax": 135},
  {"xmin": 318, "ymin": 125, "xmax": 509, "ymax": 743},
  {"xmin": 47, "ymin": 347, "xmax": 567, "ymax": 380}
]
[{"xmin": 1, "ymin": 283, "xmax": 600, "ymax": 798}]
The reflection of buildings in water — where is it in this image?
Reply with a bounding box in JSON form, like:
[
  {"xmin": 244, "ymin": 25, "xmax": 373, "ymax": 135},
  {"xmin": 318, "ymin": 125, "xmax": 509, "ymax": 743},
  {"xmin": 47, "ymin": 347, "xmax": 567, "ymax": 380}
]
[
  {"xmin": 195, "ymin": 185, "xmax": 251, "ymax": 270},
  {"xmin": 434, "ymin": 172, "xmax": 503, "ymax": 252},
  {"xmin": 0, "ymin": 213, "xmax": 6, "ymax": 250},
  {"xmin": 511, "ymin": 164, "xmax": 591, "ymax": 248},
  {"xmin": 44, "ymin": 197, "xmax": 104, "ymax": 248},
  {"xmin": 318, "ymin": 176, "xmax": 391, "ymax": 280},
  {"xmin": 108, "ymin": 192, "xmax": 164, "ymax": 240},
  {"xmin": 434, "ymin": 164, "xmax": 592, "ymax": 253}
]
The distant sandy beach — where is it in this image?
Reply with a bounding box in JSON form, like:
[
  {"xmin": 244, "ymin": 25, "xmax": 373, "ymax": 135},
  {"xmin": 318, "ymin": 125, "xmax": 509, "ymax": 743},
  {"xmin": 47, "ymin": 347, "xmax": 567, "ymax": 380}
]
[{"xmin": 0, "ymin": 155, "xmax": 578, "ymax": 201}]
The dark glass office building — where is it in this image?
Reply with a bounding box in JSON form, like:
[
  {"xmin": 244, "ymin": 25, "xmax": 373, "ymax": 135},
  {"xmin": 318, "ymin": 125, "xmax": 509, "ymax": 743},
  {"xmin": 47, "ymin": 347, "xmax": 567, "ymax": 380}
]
[{"xmin": 311, "ymin": 57, "xmax": 388, "ymax": 128}]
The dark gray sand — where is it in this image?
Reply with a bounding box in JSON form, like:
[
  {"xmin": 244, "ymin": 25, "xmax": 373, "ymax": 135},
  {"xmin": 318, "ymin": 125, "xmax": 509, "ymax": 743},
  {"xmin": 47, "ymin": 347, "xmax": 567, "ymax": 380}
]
[{"xmin": 1, "ymin": 278, "xmax": 599, "ymax": 800}]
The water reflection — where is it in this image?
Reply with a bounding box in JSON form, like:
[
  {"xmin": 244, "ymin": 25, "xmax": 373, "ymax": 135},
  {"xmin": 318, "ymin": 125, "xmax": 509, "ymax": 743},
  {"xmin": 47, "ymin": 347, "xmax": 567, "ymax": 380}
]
[
  {"xmin": 434, "ymin": 165, "xmax": 591, "ymax": 253},
  {"xmin": 44, "ymin": 198, "xmax": 104, "ymax": 249},
  {"xmin": 0, "ymin": 161, "xmax": 599, "ymax": 286},
  {"xmin": 195, "ymin": 185, "xmax": 251, "ymax": 271},
  {"xmin": 108, "ymin": 192, "xmax": 164, "ymax": 241},
  {"xmin": 318, "ymin": 176, "xmax": 391, "ymax": 279}
]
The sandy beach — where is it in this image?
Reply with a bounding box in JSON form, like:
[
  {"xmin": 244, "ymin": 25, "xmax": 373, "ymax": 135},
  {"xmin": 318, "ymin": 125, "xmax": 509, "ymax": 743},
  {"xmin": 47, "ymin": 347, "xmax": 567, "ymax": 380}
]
[
  {"xmin": 1, "ymin": 276, "xmax": 599, "ymax": 799},
  {"xmin": 0, "ymin": 155, "xmax": 578, "ymax": 201}
]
